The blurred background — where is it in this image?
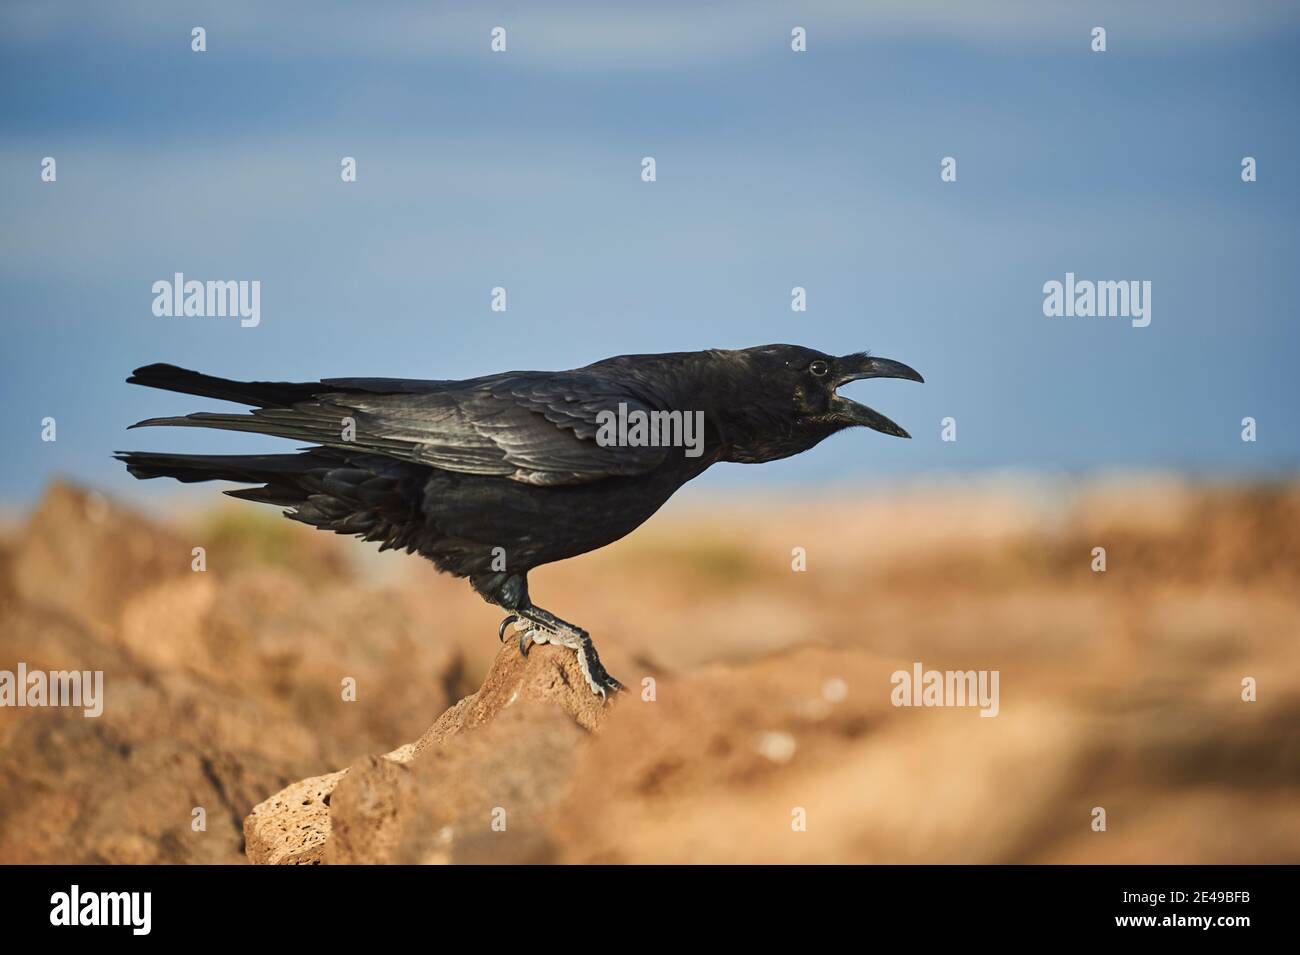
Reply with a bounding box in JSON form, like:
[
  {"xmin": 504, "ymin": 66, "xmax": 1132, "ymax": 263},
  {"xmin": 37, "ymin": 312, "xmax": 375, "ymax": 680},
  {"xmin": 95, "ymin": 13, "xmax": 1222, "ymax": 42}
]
[{"xmin": 1, "ymin": 1, "xmax": 1297, "ymax": 864}]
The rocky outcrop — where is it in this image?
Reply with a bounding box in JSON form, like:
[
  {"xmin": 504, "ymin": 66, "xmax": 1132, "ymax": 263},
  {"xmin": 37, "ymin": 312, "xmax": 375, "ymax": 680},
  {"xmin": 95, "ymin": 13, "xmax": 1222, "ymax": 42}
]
[
  {"xmin": 245, "ymin": 639, "xmax": 605, "ymax": 864},
  {"xmin": 0, "ymin": 483, "xmax": 471, "ymax": 864},
  {"xmin": 11, "ymin": 484, "xmax": 189, "ymax": 632},
  {"xmin": 248, "ymin": 639, "xmax": 1300, "ymax": 865},
  {"xmin": 243, "ymin": 769, "xmax": 350, "ymax": 865},
  {"xmin": 247, "ymin": 641, "xmax": 1080, "ymax": 865},
  {"xmin": 5, "ymin": 479, "xmax": 1300, "ymax": 865}
]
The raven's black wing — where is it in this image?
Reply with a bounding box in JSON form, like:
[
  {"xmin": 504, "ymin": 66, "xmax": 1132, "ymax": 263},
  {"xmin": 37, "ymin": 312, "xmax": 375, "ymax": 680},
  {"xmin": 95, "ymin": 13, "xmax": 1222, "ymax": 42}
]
[{"xmin": 130, "ymin": 370, "xmax": 671, "ymax": 486}]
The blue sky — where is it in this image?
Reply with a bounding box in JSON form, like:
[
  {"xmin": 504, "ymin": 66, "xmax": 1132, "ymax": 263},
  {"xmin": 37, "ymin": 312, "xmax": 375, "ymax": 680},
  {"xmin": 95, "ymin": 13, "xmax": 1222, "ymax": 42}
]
[{"xmin": 2, "ymin": 1, "xmax": 1298, "ymax": 506}]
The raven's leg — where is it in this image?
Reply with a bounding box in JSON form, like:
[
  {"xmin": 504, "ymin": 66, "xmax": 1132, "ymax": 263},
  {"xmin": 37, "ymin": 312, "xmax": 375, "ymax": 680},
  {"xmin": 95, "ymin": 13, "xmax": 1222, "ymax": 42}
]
[{"xmin": 513, "ymin": 605, "xmax": 624, "ymax": 698}]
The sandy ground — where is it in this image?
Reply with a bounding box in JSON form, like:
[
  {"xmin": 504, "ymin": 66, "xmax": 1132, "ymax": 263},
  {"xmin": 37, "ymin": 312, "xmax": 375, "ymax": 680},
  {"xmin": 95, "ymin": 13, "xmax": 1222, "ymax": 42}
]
[{"xmin": 1, "ymin": 478, "xmax": 1297, "ymax": 864}]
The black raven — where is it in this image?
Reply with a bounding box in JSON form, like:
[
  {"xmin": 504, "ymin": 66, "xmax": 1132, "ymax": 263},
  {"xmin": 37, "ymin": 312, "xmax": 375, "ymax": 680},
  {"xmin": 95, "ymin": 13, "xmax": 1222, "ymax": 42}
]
[{"xmin": 116, "ymin": 345, "xmax": 922, "ymax": 696}]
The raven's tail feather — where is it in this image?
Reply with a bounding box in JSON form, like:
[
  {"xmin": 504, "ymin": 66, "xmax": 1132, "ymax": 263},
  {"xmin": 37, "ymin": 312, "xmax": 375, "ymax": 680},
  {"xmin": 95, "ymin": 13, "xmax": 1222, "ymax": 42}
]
[
  {"xmin": 126, "ymin": 363, "xmax": 326, "ymax": 408},
  {"xmin": 113, "ymin": 450, "xmax": 315, "ymax": 485},
  {"xmin": 113, "ymin": 451, "xmax": 334, "ymax": 506},
  {"xmin": 120, "ymin": 366, "xmax": 428, "ymax": 554},
  {"xmin": 123, "ymin": 366, "xmax": 417, "ymax": 455},
  {"xmin": 114, "ymin": 449, "xmax": 424, "ymax": 551}
]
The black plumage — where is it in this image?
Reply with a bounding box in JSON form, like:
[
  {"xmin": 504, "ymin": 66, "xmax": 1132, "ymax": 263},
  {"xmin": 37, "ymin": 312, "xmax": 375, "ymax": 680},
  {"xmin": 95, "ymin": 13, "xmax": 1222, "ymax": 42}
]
[{"xmin": 117, "ymin": 345, "xmax": 922, "ymax": 695}]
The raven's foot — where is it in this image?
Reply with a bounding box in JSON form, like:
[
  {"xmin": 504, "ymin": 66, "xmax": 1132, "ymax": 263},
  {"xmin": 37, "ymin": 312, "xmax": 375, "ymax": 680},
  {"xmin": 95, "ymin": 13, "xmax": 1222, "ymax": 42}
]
[
  {"xmin": 501, "ymin": 612, "xmax": 623, "ymax": 698},
  {"xmin": 535, "ymin": 626, "xmax": 625, "ymax": 699}
]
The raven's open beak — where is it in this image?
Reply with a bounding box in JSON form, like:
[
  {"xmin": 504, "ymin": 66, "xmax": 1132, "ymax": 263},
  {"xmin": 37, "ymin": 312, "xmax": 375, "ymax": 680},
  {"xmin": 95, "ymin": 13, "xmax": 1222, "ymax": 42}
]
[{"xmin": 833, "ymin": 355, "xmax": 924, "ymax": 439}]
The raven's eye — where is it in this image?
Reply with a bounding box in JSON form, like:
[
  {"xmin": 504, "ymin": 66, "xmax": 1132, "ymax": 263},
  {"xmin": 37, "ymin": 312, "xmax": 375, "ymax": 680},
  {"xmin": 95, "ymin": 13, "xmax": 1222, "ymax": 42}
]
[{"xmin": 808, "ymin": 360, "xmax": 829, "ymax": 377}]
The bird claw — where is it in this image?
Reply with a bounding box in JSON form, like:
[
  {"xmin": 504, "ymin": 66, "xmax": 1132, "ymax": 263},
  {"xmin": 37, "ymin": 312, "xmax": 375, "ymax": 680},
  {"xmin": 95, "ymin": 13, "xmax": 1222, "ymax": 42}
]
[
  {"xmin": 498, "ymin": 614, "xmax": 519, "ymax": 642},
  {"xmin": 502, "ymin": 616, "xmax": 548, "ymax": 657}
]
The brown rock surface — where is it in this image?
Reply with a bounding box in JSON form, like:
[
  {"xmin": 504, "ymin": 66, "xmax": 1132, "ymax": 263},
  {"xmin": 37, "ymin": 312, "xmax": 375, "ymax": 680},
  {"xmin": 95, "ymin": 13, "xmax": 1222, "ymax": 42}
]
[
  {"xmin": 250, "ymin": 641, "xmax": 1300, "ymax": 865},
  {"xmin": 247, "ymin": 639, "xmax": 604, "ymax": 864},
  {"xmin": 3, "ymin": 478, "xmax": 1299, "ymax": 864},
  {"xmin": 243, "ymin": 769, "xmax": 349, "ymax": 865},
  {"xmin": 0, "ymin": 483, "xmax": 470, "ymax": 864},
  {"xmin": 11, "ymin": 483, "xmax": 189, "ymax": 632},
  {"xmin": 327, "ymin": 703, "xmax": 583, "ymax": 864}
]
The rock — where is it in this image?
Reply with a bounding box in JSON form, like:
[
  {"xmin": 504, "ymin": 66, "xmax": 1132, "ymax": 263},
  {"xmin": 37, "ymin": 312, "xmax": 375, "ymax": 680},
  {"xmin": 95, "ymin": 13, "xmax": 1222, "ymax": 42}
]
[
  {"xmin": 244, "ymin": 769, "xmax": 349, "ymax": 865},
  {"xmin": 413, "ymin": 632, "xmax": 611, "ymax": 749},
  {"xmin": 11, "ymin": 483, "xmax": 188, "ymax": 631},
  {"xmin": 116, "ymin": 568, "xmax": 472, "ymax": 764},
  {"xmin": 5, "ymin": 479, "xmax": 1300, "ymax": 865},
  {"xmin": 0, "ymin": 482, "xmax": 473, "ymax": 865},
  {"xmin": 243, "ymin": 741, "xmax": 427, "ymax": 866},
  {"xmin": 328, "ymin": 704, "xmax": 583, "ymax": 864},
  {"xmin": 533, "ymin": 648, "xmax": 1091, "ymax": 864},
  {"xmin": 245, "ymin": 640, "xmax": 608, "ymax": 864},
  {"xmin": 0, "ymin": 538, "xmax": 16, "ymax": 618},
  {"xmin": 0, "ymin": 690, "xmax": 292, "ymax": 864}
]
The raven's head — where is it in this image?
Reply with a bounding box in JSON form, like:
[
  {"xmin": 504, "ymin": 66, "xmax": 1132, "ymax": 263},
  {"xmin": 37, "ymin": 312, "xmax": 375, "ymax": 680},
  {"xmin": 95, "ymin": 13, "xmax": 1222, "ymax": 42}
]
[{"xmin": 720, "ymin": 344, "xmax": 924, "ymax": 464}]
